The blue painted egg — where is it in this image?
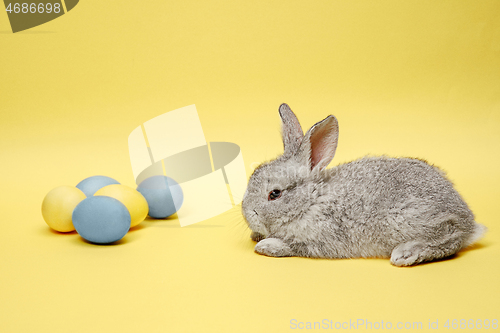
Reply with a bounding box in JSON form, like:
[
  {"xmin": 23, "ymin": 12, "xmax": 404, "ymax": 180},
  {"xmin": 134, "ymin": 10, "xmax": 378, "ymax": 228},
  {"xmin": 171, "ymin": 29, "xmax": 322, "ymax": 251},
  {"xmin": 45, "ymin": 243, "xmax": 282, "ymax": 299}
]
[
  {"xmin": 76, "ymin": 175, "xmax": 120, "ymax": 197},
  {"xmin": 136, "ymin": 176, "xmax": 183, "ymax": 218},
  {"xmin": 72, "ymin": 196, "xmax": 131, "ymax": 244}
]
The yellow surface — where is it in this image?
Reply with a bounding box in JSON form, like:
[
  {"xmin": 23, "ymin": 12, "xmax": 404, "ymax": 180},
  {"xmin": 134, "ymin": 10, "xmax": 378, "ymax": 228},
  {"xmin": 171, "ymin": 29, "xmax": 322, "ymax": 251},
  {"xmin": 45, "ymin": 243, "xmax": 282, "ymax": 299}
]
[
  {"xmin": 1, "ymin": 1, "xmax": 499, "ymax": 332},
  {"xmin": 94, "ymin": 184, "xmax": 148, "ymax": 228}
]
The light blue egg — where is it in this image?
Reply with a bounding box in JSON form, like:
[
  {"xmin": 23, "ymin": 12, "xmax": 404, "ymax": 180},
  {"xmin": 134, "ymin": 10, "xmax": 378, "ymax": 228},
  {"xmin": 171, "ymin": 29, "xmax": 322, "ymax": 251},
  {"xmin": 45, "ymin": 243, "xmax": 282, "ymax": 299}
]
[
  {"xmin": 136, "ymin": 176, "xmax": 183, "ymax": 219},
  {"xmin": 76, "ymin": 175, "xmax": 120, "ymax": 197},
  {"xmin": 72, "ymin": 196, "xmax": 131, "ymax": 244}
]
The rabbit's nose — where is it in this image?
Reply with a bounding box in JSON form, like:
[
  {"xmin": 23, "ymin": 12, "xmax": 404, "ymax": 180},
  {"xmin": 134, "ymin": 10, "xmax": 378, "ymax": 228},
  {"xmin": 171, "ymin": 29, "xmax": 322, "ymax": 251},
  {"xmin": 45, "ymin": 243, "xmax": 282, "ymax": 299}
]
[{"xmin": 253, "ymin": 209, "xmax": 259, "ymax": 216}]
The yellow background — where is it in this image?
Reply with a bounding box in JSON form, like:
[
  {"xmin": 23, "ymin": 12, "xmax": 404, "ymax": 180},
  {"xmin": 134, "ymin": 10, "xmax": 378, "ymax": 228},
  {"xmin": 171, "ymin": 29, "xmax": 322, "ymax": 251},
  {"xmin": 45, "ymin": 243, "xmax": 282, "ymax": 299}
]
[{"xmin": 1, "ymin": 1, "xmax": 499, "ymax": 332}]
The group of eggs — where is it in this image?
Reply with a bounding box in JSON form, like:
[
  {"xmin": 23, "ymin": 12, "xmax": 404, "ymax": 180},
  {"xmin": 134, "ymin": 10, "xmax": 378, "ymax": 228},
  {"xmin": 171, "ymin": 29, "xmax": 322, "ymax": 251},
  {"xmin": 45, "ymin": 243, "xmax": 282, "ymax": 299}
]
[{"xmin": 41, "ymin": 175, "xmax": 183, "ymax": 244}]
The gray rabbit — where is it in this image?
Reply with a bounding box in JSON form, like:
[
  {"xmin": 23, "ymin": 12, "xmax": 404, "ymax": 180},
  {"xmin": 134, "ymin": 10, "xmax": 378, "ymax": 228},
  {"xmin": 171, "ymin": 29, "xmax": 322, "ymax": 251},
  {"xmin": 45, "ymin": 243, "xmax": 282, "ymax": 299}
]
[{"xmin": 242, "ymin": 103, "xmax": 486, "ymax": 266}]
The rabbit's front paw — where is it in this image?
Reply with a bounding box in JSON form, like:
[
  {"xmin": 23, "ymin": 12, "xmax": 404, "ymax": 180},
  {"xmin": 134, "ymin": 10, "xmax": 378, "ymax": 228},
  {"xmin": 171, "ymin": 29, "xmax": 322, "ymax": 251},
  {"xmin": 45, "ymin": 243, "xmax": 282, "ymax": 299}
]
[
  {"xmin": 390, "ymin": 241, "xmax": 424, "ymax": 267},
  {"xmin": 250, "ymin": 231, "xmax": 265, "ymax": 242},
  {"xmin": 255, "ymin": 238, "xmax": 292, "ymax": 257}
]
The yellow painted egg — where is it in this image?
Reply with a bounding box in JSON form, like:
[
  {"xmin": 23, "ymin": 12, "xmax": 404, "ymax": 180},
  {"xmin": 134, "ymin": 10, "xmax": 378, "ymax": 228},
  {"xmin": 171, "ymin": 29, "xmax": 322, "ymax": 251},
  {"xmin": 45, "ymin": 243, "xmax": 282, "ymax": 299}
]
[
  {"xmin": 41, "ymin": 186, "xmax": 86, "ymax": 232},
  {"xmin": 94, "ymin": 184, "xmax": 148, "ymax": 228}
]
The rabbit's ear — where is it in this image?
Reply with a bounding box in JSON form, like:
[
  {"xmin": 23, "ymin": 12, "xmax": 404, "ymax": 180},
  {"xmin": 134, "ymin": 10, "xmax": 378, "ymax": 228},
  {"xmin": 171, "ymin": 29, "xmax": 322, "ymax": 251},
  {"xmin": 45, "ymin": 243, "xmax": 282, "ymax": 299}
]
[
  {"xmin": 298, "ymin": 115, "xmax": 339, "ymax": 171},
  {"xmin": 279, "ymin": 103, "xmax": 303, "ymax": 157}
]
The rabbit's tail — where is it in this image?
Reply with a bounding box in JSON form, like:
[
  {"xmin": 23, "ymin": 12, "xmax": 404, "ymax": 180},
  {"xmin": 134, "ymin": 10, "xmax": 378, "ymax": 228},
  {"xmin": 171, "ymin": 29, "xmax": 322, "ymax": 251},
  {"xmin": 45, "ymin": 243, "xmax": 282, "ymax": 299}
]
[{"xmin": 463, "ymin": 223, "xmax": 487, "ymax": 248}]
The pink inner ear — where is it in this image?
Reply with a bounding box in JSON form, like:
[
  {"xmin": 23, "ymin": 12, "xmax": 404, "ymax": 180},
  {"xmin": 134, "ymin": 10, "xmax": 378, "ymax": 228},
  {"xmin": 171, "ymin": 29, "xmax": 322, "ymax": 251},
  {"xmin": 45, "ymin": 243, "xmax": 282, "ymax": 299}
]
[{"xmin": 310, "ymin": 125, "xmax": 329, "ymax": 169}]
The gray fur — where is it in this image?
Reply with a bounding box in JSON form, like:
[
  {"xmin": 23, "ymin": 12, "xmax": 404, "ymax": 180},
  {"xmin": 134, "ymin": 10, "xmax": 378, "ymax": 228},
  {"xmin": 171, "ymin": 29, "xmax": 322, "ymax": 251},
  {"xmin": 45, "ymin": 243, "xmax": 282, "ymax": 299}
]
[
  {"xmin": 242, "ymin": 103, "xmax": 486, "ymax": 266},
  {"xmin": 279, "ymin": 103, "xmax": 303, "ymax": 157}
]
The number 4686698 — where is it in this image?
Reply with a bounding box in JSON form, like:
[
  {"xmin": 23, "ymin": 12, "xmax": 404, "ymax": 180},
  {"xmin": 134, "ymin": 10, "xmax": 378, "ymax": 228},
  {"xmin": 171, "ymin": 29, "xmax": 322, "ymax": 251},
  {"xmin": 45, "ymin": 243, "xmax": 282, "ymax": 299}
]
[
  {"xmin": 444, "ymin": 319, "xmax": 498, "ymax": 329},
  {"xmin": 6, "ymin": 3, "xmax": 62, "ymax": 14}
]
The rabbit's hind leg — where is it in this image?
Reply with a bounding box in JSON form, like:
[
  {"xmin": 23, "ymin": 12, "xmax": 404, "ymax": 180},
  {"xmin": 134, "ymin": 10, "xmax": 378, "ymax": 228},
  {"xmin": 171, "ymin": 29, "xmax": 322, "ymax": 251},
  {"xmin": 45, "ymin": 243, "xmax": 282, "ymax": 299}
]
[{"xmin": 390, "ymin": 233, "xmax": 465, "ymax": 267}]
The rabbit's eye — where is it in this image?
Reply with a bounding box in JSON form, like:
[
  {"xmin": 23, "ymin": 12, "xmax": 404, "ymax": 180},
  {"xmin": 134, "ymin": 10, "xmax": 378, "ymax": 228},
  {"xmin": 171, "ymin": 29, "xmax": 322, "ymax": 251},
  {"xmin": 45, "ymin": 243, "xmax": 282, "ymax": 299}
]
[{"xmin": 268, "ymin": 189, "xmax": 282, "ymax": 201}]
